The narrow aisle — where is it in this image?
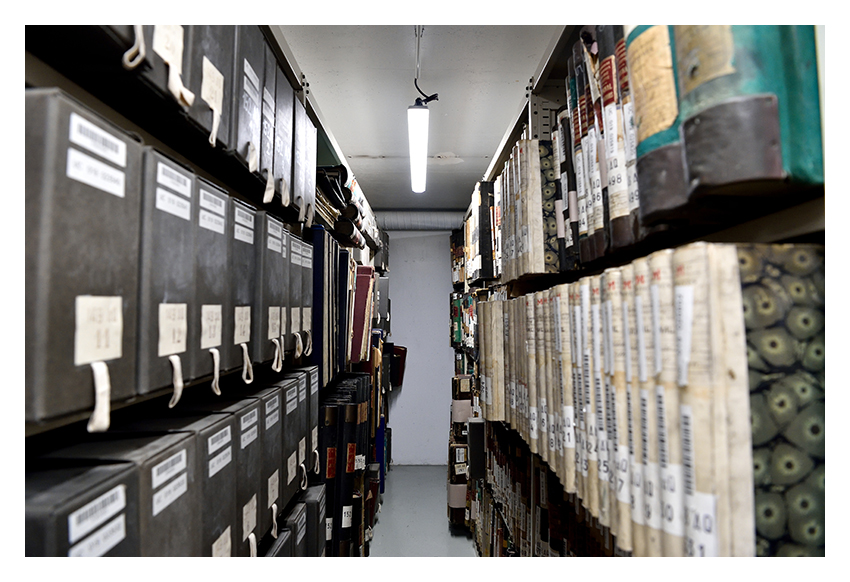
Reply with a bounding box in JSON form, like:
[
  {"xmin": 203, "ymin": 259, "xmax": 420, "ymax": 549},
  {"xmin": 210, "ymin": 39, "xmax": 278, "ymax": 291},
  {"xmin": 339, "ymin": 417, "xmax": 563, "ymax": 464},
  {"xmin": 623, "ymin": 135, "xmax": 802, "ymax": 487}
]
[{"xmin": 370, "ymin": 465, "xmax": 478, "ymax": 557}]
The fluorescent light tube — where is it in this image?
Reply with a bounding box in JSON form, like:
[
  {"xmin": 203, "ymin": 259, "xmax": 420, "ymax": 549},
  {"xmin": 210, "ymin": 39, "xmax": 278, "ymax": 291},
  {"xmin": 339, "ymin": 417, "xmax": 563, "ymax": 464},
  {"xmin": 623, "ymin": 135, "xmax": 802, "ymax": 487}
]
[{"xmin": 407, "ymin": 104, "xmax": 429, "ymax": 193}]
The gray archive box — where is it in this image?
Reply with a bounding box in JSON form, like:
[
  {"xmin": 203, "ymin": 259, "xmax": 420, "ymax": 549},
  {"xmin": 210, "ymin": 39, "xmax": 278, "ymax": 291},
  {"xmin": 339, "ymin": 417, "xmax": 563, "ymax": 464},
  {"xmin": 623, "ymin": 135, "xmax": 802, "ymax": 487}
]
[
  {"xmin": 274, "ymin": 64, "xmax": 295, "ymax": 206},
  {"xmin": 25, "ymin": 88, "xmax": 142, "ymax": 421},
  {"xmin": 184, "ymin": 25, "xmax": 234, "ymax": 149},
  {"xmin": 260, "ymin": 42, "xmax": 276, "ymax": 186},
  {"xmin": 138, "ymin": 148, "xmax": 196, "ymax": 395},
  {"xmin": 229, "ymin": 25, "xmax": 264, "ymax": 172},
  {"xmin": 26, "ymin": 459, "xmax": 140, "ymax": 556},
  {"xmin": 294, "ymin": 365, "xmax": 320, "ymax": 473},
  {"xmin": 190, "ymin": 178, "xmax": 231, "ymax": 382},
  {"xmin": 283, "ymin": 502, "xmax": 308, "ymax": 557},
  {"xmin": 46, "ymin": 433, "xmax": 200, "ymax": 556},
  {"xmin": 280, "ymin": 371, "xmax": 309, "ymax": 491},
  {"xmin": 276, "ymin": 376, "xmax": 302, "ymax": 509},
  {"xmin": 227, "ymin": 198, "xmax": 257, "ymax": 372},
  {"xmin": 281, "ymin": 229, "xmax": 294, "ymax": 353},
  {"xmin": 301, "ymin": 484, "xmax": 327, "ymax": 557},
  {"xmin": 264, "ymin": 527, "xmax": 292, "ymax": 556},
  {"xmin": 109, "ymin": 413, "xmax": 238, "ymax": 557},
  {"xmin": 250, "ymin": 385, "xmax": 283, "ymax": 539},
  {"xmin": 300, "ymin": 240, "xmax": 314, "ymax": 355},
  {"xmin": 304, "ymin": 114, "xmax": 318, "ymax": 225},
  {"xmin": 252, "ymin": 212, "xmax": 285, "ymax": 365},
  {"xmin": 288, "ymin": 236, "xmax": 303, "ymax": 354},
  {"xmin": 176, "ymin": 395, "xmax": 263, "ymax": 556},
  {"xmin": 291, "ymin": 95, "xmax": 307, "ymax": 218}
]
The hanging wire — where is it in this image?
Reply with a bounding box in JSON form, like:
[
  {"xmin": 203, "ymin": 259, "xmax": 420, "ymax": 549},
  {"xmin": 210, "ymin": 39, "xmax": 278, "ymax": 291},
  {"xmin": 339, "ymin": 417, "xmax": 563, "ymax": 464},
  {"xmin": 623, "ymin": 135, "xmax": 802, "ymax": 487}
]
[{"xmin": 413, "ymin": 25, "xmax": 438, "ymax": 104}]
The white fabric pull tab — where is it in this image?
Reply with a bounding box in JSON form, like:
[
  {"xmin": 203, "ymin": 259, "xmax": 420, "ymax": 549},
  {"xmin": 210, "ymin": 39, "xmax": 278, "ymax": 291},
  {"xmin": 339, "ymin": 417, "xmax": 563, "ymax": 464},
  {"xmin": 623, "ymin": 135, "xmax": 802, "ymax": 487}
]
[
  {"xmin": 280, "ymin": 176, "xmax": 290, "ymax": 207},
  {"xmin": 263, "ymin": 170, "xmax": 275, "ymax": 204},
  {"xmin": 271, "ymin": 338, "xmax": 283, "ymax": 372},
  {"xmin": 248, "ymin": 142, "xmax": 259, "ymax": 173},
  {"xmin": 167, "ymin": 65, "xmax": 195, "ymax": 108},
  {"xmin": 297, "ymin": 196, "xmax": 306, "ymax": 222},
  {"xmin": 300, "ymin": 463, "xmax": 308, "ymax": 490},
  {"xmin": 209, "ymin": 348, "xmax": 221, "ymax": 395},
  {"xmin": 248, "ymin": 532, "xmax": 257, "ymax": 557},
  {"xmin": 209, "ymin": 110, "xmax": 221, "ymax": 147},
  {"xmin": 303, "ymin": 331, "xmax": 313, "ymax": 357},
  {"xmin": 293, "ymin": 333, "xmax": 303, "ymax": 360},
  {"xmin": 122, "ymin": 24, "xmax": 146, "ymax": 70},
  {"xmin": 240, "ymin": 343, "xmax": 254, "ymax": 384},
  {"xmin": 87, "ymin": 361, "xmax": 112, "ymax": 433},
  {"xmin": 271, "ymin": 503, "xmax": 278, "ymax": 539},
  {"xmin": 313, "ymin": 449, "xmax": 321, "ymax": 475},
  {"xmin": 168, "ymin": 355, "xmax": 184, "ymax": 408},
  {"xmin": 305, "ymin": 203, "xmax": 314, "ymax": 228}
]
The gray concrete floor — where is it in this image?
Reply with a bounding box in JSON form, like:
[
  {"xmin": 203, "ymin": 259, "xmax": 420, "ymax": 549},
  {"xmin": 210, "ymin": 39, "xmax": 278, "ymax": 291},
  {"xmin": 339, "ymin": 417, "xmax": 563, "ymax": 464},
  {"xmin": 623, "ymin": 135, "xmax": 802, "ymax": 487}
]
[{"xmin": 369, "ymin": 465, "xmax": 478, "ymax": 557}]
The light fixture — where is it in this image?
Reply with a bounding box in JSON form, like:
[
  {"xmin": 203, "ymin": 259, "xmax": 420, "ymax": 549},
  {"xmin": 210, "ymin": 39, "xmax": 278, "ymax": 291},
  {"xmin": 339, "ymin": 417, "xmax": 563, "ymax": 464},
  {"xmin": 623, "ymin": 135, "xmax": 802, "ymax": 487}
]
[{"xmin": 408, "ymin": 25, "xmax": 438, "ymax": 193}]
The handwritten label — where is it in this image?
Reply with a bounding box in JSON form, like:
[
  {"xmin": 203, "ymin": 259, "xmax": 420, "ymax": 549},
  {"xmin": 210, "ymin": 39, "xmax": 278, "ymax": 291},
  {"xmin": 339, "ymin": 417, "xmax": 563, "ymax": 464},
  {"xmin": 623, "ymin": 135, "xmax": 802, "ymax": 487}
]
[
  {"xmin": 233, "ymin": 306, "xmax": 251, "ymax": 345},
  {"xmin": 242, "ymin": 494, "xmax": 257, "ymax": 541},
  {"xmin": 68, "ymin": 513, "xmax": 125, "ymax": 557},
  {"xmin": 158, "ymin": 303, "xmax": 187, "ymax": 357},
  {"xmin": 267, "ymin": 469, "xmax": 279, "ymax": 508},
  {"xmin": 200, "ymin": 304, "xmax": 222, "ymax": 350},
  {"xmin": 74, "ymin": 295, "xmax": 123, "ymax": 365},
  {"xmin": 211, "ymin": 526, "xmax": 231, "ymax": 557}
]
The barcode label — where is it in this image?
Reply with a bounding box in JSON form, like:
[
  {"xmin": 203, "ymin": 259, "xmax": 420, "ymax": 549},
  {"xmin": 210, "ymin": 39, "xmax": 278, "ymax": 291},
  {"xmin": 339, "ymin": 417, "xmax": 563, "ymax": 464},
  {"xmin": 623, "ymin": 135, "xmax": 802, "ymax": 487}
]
[
  {"xmin": 240, "ymin": 409, "xmax": 258, "ymax": 431},
  {"xmin": 151, "ymin": 449, "xmax": 187, "ymax": 489},
  {"xmin": 265, "ymin": 395, "xmax": 280, "ymax": 424},
  {"xmin": 681, "ymin": 404, "xmax": 695, "ymax": 496},
  {"xmin": 675, "ymin": 286, "xmax": 695, "ymax": 387},
  {"xmin": 266, "ymin": 408, "xmax": 280, "ymax": 430},
  {"xmin": 66, "ymin": 147, "xmax": 126, "ymax": 198},
  {"xmin": 657, "ymin": 386, "xmax": 668, "ymax": 468},
  {"xmin": 286, "ymin": 387, "xmax": 298, "ymax": 414},
  {"xmin": 622, "ymin": 302, "xmax": 632, "ymax": 383},
  {"xmin": 208, "ymin": 426, "xmax": 231, "ymax": 455},
  {"xmin": 208, "ymin": 446, "xmax": 232, "ymax": 477},
  {"xmin": 157, "ymin": 162, "xmax": 191, "ymax": 197},
  {"xmin": 243, "ymin": 59, "xmax": 259, "ymax": 90},
  {"xmin": 152, "ymin": 471, "xmax": 187, "ymax": 516},
  {"xmin": 299, "ymin": 378, "xmax": 307, "ymax": 402},
  {"xmin": 200, "ymin": 189, "xmax": 226, "ymax": 215},
  {"xmin": 68, "ymin": 513, "xmax": 126, "ymax": 557},
  {"xmin": 68, "ymin": 484, "xmax": 126, "ymax": 544},
  {"xmin": 640, "ymin": 389, "xmax": 649, "ymax": 465},
  {"xmin": 199, "ymin": 209, "xmax": 225, "ymax": 235},
  {"xmin": 234, "ymin": 206, "xmax": 254, "ymax": 229},
  {"xmin": 69, "ymin": 112, "xmax": 126, "ymax": 167},
  {"xmin": 311, "ymin": 375, "xmax": 319, "ymax": 395}
]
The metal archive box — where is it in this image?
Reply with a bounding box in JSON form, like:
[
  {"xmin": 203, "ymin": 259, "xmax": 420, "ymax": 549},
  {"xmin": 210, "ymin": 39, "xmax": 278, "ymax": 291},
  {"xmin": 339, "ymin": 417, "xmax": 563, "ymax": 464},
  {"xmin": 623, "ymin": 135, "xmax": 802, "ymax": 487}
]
[
  {"xmin": 45, "ymin": 432, "xmax": 201, "ymax": 557},
  {"xmin": 228, "ymin": 198, "xmax": 257, "ymax": 380},
  {"xmin": 26, "ymin": 88, "xmax": 143, "ymax": 424},
  {"xmin": 252, "ymin": 211, "xmax": 286, "ymax": 368},
  {"xmin": 137, "ymin": 148, "xmax": 196, "ymax": 400},
  {"xmin": 106, "ymin": 411, "xmax": 239, "ymax": 557},
  {"xmin": 26, "ymin": 459, "xmax": 140, "ymax": 556},
  {"xmin": 189, "ymin": 178, "xmax": 231, "ymax": 387},
  {"xmin": 184, "ymin": 25, "xmax": 235, "ymax": 149}
]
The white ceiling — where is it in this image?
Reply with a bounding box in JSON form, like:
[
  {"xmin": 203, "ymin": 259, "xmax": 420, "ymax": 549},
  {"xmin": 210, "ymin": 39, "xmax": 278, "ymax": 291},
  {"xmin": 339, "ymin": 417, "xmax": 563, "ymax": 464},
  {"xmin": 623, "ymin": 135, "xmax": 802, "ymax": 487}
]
[{"xmin": 276, "ymin": 25, "xmax": 561, "ymax": 211}]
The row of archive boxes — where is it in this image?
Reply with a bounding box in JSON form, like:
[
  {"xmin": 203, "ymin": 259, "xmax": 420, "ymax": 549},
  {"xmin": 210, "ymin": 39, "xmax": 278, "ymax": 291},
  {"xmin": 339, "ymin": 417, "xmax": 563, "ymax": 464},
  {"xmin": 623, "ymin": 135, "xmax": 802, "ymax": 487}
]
[
  {"xmin": 26, "ymin": 368, "xmax": 325, "ymax": 556},
  {"xmin": 26, "ymin": 25, "xmax": 318, "ymax": 224},
  {"xmin": 26, "ymin": 88, "xmax": 314, "ymax": 424}
]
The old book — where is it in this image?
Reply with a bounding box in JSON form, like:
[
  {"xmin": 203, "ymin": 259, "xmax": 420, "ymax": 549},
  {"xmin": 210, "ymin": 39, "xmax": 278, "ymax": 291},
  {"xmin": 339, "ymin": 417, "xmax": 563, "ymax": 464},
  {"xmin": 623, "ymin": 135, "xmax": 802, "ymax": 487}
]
[
  {"xmin": 591, "ymin": 275, "xmax": 611, "ymax": 529},
  {"xmin": 580, "ymin": 279, "xmax": 599, "ymax": 517},
  {"xmin": 555, "ymin": 284, "xmax": 577, "ymax": 494}
]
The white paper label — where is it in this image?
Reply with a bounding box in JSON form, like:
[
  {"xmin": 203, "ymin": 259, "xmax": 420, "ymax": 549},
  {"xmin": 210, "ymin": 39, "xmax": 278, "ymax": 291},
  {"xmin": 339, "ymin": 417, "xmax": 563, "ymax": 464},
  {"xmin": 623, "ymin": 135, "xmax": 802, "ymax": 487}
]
[
  {"xmin": 233, "ymin": 306, "xmax": 251, "ymax": 345},
  {"xmin": 152, "ymin": 449, "xmax": 187, "ymax": 489},
  {"xmin": 68, "ymin": 513, "xmax": 126, "ymax": 557},
  {"xmin": 635, "ymin": 294, "xmax": 647, "ymax": 383},
  {"xmin": 234, "ymin": 207, "xmax": 254, "ymax": 229},
  {"xmin": 265, "ymin": 396, "xmax": 280, "ymax": 429},
  {"xmin": 291, "ymin": 308, "xmax": 301, "ymax": 335},
  {"xmin": 74, "ymin": 295, "xmax": 122, "ymax": 366},
  {"xmin": 311, "ymin": 375, "xmax": 319, "ymax": 395},
  {"xmin": 199, "ymin": 209, "xmax": 225, "ymax": 234},
  {"xmin": 355, "ymin": 455, "xmax": 366, "ymax": 471},
  {"xmin": 286, "ymin": 387, "xmax": 298, "ymax": 414},
  {"xmin": 240, "ymin": 426, "xmax": 258, "ymax": 449},
  {"xmin": 266, "ymin": 306, "xmax": 280, "ymax": 340},
  {"xmin": 312, "ymin": 426, "xmax": 319, "ymax": 452},
  {"xmin": 530, "ymin": 406, "xmax": 538, "ymax": 439},
  {"xmin": 242, "ymin": 494, "xmax": 257, "ymax": 541},
  {"xmin": 632, "ymin": 461, "xmax": 645, "ymax": 525},
  {"xmin": 152, "ymin": 471, "xmax": 187, "ymax": 516},
  {"xmin": 644, "ymin": 461, "xmax": 662, "ymax": 529},
  {"xmin": 686, "ymin": 492, "xmax": 718, "ymax": 557},
  {"xmin": 69, "ymin": 113, "xmax": 126, "ymax": 167},
  {"xmin": 326, "ymin": 518, "xmax": 333, "ymax": 541},
  {"xmin": 243, "ymin": 59, "xmax": 259, "ymax": 91},
  {"xmin": 200, "ymin": 189, "xmax": 226, "ymax": 215},
  {"xmin": 208, "ymin": 426, "xmax": 231, "ymax": 455},
  {"xmin": 299, "ymin": 438, "xmax": 306, "ymax": 464},
  {"xmin": 662, "ymin": 463, "xmax": 685, "ymax": 536},
  {"xmin": 66, "ymin": 147, "xmax": 125, "ymax": 198},
  {"xmin": 267, "ymin": 235, "xmax": 282, "ymax": 253},
  {"xmin": 298, "ymin": 378, "xmax": 307, "ymax": 402},
  {"xmin": 212, "ymin": 526, "xmax": 231, "ymax": 557},
  {"xmin": 267, "ymin": 469, "xmax": 280, "ymax": 508},
  {"xmin": 342, "ymin": 505, "xmax": 353, "ymax": 529},
  {"xmin": 158, "ymin": 303, "xmax": 187, "ymax": 357},
  {"xmin": 616, "ymin": 444, "xmax": 631, "ymax": 504},
  {"xmin": 157, "ymin": 162, "xmax": 191, "ymax": 197},
  {"xmin": 564, "ymin": 405, "xmax": 575, "ymax": 450},
  {"xmin": 303, "ymin": 307, "xmax": 312, "ymax": 331},
  {"xmin": 155, "ymin": 187, "xmax": 191, "ymax": 221},
  {"xmin": 287, "ymin": 452, "xmax": 297, "ymax": 484},
  {"xmin": 234, "ymin": 223, "xmax": 254, "ymax": 244},
  {"xmin": 208, "ymin": 446, "xmax": 232, "ymax": 478},
  {"xmin": 68, "ymin": 484, "xmax": 126, "ymax": 544},
  {"xmin": 650, "ymin": 284, "xmax": 662, "ymax": 376},
  {"xmin": 201, "ymin": 56, "xmax": 224, "ymax": 117},
  {"xmin": 200, "ymin": 304, "xmax": 222, "ymax": 350},
  {"xmin": 675, "ymin": 286, "xmax": 695, "ymax": 387},
  {"xmin": 455, "ymin": 447, "xmax": 466, "ymax": 463}
]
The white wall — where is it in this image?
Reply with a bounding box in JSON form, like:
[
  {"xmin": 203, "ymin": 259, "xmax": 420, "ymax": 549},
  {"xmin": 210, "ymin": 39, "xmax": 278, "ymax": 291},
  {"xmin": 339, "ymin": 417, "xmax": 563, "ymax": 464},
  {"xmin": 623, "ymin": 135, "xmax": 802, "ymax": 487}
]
[{"xmin": 385, "ymin": 230, "xmax": 455, "ymax": 465}]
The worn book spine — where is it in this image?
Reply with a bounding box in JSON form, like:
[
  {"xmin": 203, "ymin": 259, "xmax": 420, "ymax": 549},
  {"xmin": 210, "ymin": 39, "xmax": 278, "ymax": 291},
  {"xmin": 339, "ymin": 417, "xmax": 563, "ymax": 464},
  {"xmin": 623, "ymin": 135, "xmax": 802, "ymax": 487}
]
[
  {"xmin": 557, "ymin": 283, "xmax": 577, "ymax": 494},
  {"xmin": 580, "ymin": 280, "xmax": 599, "ymax": 517},
  {"xmin": 590, "ymin": 274, "xmax": 610, "ymax": 528},
  {"xmin": 572, "ymin": 45, "xmax": 595, "ymax": 263}
]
